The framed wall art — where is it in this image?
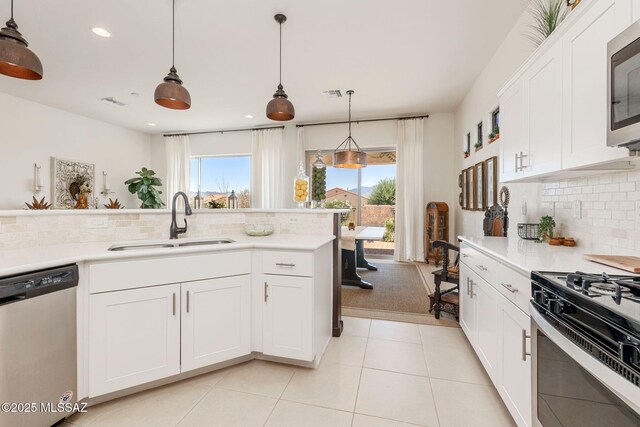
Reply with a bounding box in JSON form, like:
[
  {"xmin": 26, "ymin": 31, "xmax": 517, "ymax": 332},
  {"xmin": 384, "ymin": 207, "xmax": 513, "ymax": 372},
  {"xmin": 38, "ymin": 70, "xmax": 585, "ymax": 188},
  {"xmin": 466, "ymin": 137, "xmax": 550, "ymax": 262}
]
[
  {"xmin": 467, "ymin": 166, "xmax": 476, "ymax": 210},
  {"xmin": 485, "ymin": 156, "xmax": 498, "ymax": 207},
  {"xmin": 475, "ymin": 161, "xmax": 486, "ymax": 211},
  {"xmin": 51, "ymin": 157, "xmax": 95, "ymax": 209},
  {"xmin": 462, "ymin": 169, "xmax": 469, "ymax": 210}
]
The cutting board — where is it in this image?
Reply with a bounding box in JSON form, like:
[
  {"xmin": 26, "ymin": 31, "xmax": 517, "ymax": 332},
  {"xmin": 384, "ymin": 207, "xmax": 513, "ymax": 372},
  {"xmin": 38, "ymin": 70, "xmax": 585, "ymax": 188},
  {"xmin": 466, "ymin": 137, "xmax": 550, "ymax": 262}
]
[{"xmin": 583, "ymin": 254, "xmax": 640, "ymax": 273}]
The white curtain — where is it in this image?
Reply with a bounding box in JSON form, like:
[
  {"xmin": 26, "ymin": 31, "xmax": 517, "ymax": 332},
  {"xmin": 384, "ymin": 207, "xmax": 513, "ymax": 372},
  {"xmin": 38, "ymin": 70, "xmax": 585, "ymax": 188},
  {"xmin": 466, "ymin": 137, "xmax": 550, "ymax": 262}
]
[
  {"xmin": 165, "ymin": 135, "xmax": 191, "ymax": 205},
  {"xmin": 296, "ymin": 127, "xmax": 306, "ymax": 169},
  {"xmin": 394, "ymin": 118, "xmax": 425, "ymax": 262},
  {"xmin": 251, "ymin": 128, "xmax": 285, "ymax": 208}
]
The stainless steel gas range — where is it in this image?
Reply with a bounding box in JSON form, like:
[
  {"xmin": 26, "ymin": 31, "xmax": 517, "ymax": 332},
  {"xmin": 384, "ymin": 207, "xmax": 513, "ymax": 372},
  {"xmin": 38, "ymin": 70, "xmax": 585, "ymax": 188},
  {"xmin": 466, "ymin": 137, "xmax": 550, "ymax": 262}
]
[{"xmin": 530, "ymin": 271, "xmax": 640, "ymax": 427}]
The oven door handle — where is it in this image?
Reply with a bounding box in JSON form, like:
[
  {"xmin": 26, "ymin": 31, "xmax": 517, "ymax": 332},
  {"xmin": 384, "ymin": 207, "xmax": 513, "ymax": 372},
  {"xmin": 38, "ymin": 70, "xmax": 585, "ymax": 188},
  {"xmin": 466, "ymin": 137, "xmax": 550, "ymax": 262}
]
[{"xmin": 529, "ymin": 303, "xmax": 640, "ymax": 415}]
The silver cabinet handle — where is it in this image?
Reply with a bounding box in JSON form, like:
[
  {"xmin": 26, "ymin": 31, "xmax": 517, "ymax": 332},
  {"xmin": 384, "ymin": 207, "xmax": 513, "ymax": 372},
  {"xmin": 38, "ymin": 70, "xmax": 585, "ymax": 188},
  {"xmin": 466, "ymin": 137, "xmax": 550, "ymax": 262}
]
[
  {"xmin": 514, "ymin": 152, "xmax": 519, "ymax": 172},
  {"xmin": 172, "ymin": 293, "xmax": 176, "ymax": 316},
  {"xmin": 264, "ymin": 282, "xmax": 269, "ymax": 302},
  {"xmin": 501, "ymin": 283, "xmax": 518, "ymax": 293},
  {"xmin": 521, "ymin": 152, "xmax": 529, "ymax": 170},
  {"xmin": 522, "ymin": 329, "xmax": 531, "ymax": 361},
  {"xmin": 469, "ymin": 279, "xmax": 475, "ymax": 299},
  {"xmin": 466, "ymin": 277, "xmax": 470, "ymax": 295},
  {"xmin": 276, "ymin": 262, "xmax": 295, "ymax": 268},
  {"xmin": 186, "ymin": 290, "xmax": 190, "ymax": 313},
  {"xmin": 476, "ymin": 264, "xmax": 488, "ymax": 271},
  {"xmin": 461, "ymin": 253, "xmax": 469, "ymax": 258}
]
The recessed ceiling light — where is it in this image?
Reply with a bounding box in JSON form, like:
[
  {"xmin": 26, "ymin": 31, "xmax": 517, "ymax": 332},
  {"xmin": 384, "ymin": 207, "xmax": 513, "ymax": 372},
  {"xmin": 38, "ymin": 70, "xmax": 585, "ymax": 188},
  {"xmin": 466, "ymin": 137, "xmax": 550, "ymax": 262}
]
[
  {"xmin": 148, "ymin": 123, "xmax": 157, "ymax": 127},
  {"xmin": 245, "ymin": 114, "xmax": 254, "ymax": 119},
  {"xmin": 92, "ymin": 27, "xmax": 111, "ymax": 38}
]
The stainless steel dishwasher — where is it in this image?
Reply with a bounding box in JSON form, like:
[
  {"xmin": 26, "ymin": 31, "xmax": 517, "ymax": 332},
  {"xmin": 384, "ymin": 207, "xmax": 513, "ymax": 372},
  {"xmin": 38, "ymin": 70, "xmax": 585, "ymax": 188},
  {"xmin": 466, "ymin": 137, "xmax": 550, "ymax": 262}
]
[{"xmin": 0, "ymin": 264, "xmax": 78, "ymax": 427}]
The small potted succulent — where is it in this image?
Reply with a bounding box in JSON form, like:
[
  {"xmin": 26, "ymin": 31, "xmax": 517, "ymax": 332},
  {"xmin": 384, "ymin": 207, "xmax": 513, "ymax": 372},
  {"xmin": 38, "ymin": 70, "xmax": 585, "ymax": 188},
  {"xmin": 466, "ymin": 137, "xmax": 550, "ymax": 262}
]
[
  {"xmin": 488, "ymin": 132, "xmax": 496, "ymax": 143},
  {"xmin": 474, "ymin": 141, "xmax": 483, "ymax": 151},
  {"xmin": 494, "ymin": 126, "xmax": 500, "ymax": 140},
  {"xmin": 464, "ymin": 149, "xmax": 470, "ymax": 158}
]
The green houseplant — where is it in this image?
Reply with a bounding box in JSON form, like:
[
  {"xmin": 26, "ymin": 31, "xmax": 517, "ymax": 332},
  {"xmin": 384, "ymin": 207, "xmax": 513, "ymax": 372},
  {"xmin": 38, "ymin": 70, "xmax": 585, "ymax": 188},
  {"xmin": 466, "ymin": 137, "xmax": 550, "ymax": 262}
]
[
  {"xmin": 125, "ymin": 168, "xmax": 165, "ymax": 209},
  {"xmin": 538, "ymin": 215, "xmax": 556, "ymax": 241},
  {"xmin": 524, "ymin": 0, "xmax": 569, "ymax": 47}
]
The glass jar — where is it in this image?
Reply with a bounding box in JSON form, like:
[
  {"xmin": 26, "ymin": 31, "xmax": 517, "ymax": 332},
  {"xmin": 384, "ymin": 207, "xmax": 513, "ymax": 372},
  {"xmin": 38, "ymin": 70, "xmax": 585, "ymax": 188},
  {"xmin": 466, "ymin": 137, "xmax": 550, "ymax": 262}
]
[{"xmin": 293, "ymin": 162, "xmax": 310, "ymax": 208}]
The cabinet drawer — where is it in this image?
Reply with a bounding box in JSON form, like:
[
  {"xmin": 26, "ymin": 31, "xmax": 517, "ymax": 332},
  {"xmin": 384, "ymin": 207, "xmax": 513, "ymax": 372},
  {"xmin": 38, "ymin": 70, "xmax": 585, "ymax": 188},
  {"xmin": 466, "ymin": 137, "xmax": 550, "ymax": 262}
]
[
  {"xmin": 262, "ymin": 250, "xmax": 313, "ymax": 277},
  {"xmin": 460, "ymin": 243, "xmax": 498, "ymax": 278}
]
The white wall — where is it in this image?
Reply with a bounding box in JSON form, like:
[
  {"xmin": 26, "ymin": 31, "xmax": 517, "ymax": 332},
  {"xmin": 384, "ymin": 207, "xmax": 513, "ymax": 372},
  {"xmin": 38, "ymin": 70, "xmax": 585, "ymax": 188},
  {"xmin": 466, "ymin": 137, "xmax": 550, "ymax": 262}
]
[
  {"xmin": 0, "ymin": 91, "xmax": 151, "ymax": 210},
  {"xmin": 453, "ymin": 5, "xmax": 543, "ymax": 238}
]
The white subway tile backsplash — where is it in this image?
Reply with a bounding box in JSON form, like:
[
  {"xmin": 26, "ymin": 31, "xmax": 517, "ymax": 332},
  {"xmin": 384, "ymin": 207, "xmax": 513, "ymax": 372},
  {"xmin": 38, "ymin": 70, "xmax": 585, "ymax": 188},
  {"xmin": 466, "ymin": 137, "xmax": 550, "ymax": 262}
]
[{"xmin": 541, "ymin": 170, "xmax": 640, "ymax": 256}]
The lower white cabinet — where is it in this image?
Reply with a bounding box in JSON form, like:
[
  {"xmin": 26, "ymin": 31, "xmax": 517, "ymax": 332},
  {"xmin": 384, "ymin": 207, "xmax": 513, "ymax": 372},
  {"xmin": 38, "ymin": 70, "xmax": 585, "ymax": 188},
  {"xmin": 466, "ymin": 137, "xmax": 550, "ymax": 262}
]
[
  {"xmin": 181, "ymin": 275, "xmax": 251, "ymax": 372},
  {"xmin": 497, "ymin": 294, "xmax": 532, "ymax": 427},
  {"xmin": 460, "ymin": 257, "xmax": 532, "ymax": 427},
  {"xmin": 89, "ymin": 284, "xmax": 181, "ymax": 397},
  {"xmin": 262, "ymin": 275, "xmax": 313, "ymax": 361}
]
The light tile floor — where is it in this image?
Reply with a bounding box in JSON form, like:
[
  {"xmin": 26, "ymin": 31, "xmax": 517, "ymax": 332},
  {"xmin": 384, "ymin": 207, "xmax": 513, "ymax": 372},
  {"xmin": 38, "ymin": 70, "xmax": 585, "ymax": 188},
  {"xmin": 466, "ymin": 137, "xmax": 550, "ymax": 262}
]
[{"xmin": 66, "ymin": 317, "xmax": 515, "ymax": 427}]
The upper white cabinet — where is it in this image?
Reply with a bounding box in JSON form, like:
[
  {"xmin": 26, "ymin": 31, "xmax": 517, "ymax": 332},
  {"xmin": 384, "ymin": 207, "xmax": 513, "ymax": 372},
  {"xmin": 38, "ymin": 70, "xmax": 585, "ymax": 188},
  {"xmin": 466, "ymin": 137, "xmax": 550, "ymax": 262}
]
[
  {"xmin": 181, "ymin": 275, "xmax": 251, "ymax": 372},
  {"xmin": 562, "ymin": 0, "xmax": 630, "ymax": 168},
  {"xmin": 499, "ymin": 0, "xmax": 632, "ymax": 182}
]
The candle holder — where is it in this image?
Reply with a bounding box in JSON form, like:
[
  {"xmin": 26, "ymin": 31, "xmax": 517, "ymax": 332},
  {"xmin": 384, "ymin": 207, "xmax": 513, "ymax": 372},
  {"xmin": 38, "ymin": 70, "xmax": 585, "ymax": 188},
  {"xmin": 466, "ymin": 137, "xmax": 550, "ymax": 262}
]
[{"xmin": 33, "ymin": 163, "xmax": 44, "ymax": 194}]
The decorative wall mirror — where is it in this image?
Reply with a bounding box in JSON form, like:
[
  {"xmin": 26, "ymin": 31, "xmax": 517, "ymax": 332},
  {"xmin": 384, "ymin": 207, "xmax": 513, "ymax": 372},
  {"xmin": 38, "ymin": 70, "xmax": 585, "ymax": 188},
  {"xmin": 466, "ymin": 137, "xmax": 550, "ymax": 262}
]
[
  {"xmin": 467, "ymin": 166, "xmax": 476, "ymax": 210},
  {"xmin": 475, "ymin": 161, "xmax": 485, "ymax": 211},
  {"xmin": 485, "ymin": 156, "xmax": 498, "ymax": 206}
]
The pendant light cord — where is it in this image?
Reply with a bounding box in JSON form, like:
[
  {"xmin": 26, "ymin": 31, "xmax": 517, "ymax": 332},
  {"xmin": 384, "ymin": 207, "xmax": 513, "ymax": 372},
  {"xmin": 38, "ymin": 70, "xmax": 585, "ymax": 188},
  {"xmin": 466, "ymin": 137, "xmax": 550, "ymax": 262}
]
[
  {"xmin": 279, "ymin": 21, "xmax": 282, "ymax": 85},
  {"xmin": 10, "ymin": 0, "xmax": 13, "ymax": 18},
  {"xmin": 172, "ymin": 0, "xmax": 175, "ymax": 67},
  {"xmin": 348, "ymin": 92, "xmax": 352, "ymax": 149}
]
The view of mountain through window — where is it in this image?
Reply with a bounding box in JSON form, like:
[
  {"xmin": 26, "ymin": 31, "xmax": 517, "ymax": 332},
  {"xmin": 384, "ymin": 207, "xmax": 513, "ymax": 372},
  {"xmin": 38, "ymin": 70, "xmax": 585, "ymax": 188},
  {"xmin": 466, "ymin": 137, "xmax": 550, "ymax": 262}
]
[{"xmin": 190, "ymin": 156, "xmax": 251, "ymax": 208}]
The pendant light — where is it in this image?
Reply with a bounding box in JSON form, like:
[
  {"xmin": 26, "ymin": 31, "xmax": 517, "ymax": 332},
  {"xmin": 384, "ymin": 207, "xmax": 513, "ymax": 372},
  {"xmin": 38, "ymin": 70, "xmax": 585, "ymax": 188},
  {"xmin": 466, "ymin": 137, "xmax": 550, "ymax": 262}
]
[
  {"xmin": 154, "ymin": 0, "xmax": 191, "ymax": 110},
  {"xmin": 0, "ymin": 0, "xmax": 42, "ymax": 80},
  {"xmin": 334, "ymin": 90, "xmax": 367, "ymax": 169},
  {"xmin": 312, "ymin": 150, "xmax": 326, "ymax": 169},
  {"xmin": 266, "ymin": 14, "xmax": 294, "ymax": 121}
]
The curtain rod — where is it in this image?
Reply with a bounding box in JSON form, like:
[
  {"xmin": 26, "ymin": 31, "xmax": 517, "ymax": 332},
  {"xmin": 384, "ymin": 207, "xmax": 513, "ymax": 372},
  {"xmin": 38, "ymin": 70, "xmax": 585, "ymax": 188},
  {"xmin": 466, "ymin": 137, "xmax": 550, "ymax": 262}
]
[
  {"xmin": 163, "ymin": 125, "xmax": 285, "ymax": 137},
  {"xmin": 295, "ymin": 114, "xmax": 429, "ymax": 128}
]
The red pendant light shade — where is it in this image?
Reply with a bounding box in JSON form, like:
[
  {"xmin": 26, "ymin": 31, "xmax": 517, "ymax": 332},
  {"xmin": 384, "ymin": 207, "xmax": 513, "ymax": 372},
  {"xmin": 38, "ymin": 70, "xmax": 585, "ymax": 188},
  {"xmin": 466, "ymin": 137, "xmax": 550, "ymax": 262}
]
[
  {"xmin": 266, "ymin": 14, "xmax": 294, "ymax": 121},
  {"xmin": 155, "ymin": 0, "xmax": 191, "ymax": 110},
  {"xmin": 0, "ymin": 1, "xmax": 43, "ymax": 81}
]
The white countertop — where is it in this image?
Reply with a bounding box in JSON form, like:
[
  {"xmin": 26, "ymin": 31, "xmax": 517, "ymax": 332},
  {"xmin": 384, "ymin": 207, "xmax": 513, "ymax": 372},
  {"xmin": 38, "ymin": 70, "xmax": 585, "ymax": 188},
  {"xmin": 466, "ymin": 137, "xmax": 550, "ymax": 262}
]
[
  {"xmin": 0, "ymin": 208, "xmax": 350, "ymax": 217},
  {"xmin": 0, "ymin": 234, "xmax": 335, "ymax": 278},
  {"xmin": 458, "ymin": 235, "xmax": 635, "ymax": 277}
]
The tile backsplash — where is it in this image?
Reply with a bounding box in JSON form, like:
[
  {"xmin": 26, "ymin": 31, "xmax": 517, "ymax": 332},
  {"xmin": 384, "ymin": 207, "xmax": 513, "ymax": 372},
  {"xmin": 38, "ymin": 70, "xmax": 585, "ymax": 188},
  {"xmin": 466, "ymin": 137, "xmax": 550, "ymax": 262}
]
[
  {"xmin": 541, "ymin": 169, "xmax": 640, "ymax": 256},
  {"xmin": 0, "ymin": 211, "xmax": 336, "ymax": 250}
]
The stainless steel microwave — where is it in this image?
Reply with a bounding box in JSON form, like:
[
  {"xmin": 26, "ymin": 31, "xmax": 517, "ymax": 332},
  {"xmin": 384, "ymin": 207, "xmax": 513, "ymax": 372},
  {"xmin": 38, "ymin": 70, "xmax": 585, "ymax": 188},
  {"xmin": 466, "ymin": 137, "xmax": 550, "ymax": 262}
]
[{"xmin": 608, "ymin": 20, "xmax": 640, "ymax": 152}]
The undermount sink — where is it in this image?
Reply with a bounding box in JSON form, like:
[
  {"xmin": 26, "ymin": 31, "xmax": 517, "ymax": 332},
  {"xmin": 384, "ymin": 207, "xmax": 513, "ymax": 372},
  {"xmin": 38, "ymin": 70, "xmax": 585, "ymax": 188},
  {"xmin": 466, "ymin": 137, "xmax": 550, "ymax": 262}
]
[
  {"xmin": 178, "ymin": 239, "xmax": 235, "ymax": 247},
  {"xmin": 108, "ymin": 239, "xmax": 235, "ymax": 251}
]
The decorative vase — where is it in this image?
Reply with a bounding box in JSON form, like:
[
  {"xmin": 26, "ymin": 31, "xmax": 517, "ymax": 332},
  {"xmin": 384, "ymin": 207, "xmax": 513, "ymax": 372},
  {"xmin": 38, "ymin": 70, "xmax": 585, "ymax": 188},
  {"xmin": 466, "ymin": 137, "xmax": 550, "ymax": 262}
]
[{"xmin": 293, "ymin": 162, "xmax": 309, "ymax": 208}]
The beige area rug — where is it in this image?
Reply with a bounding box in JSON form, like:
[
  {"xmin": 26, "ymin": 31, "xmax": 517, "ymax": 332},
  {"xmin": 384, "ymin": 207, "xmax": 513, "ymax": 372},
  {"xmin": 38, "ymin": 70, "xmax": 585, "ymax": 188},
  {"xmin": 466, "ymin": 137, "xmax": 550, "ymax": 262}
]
[{"xmin": 342, "ymin": 260, "xmax": 459, "ymax": 327}]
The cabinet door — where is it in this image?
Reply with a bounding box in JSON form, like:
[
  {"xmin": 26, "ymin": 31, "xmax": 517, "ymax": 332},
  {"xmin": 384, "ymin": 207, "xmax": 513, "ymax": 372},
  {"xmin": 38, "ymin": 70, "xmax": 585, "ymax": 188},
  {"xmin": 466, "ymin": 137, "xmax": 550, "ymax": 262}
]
[
  {"xmin": 263, "ymin": 275, "xmax": 313, "ymax": 361},
  {"xmin": 523, "ymin": 43, "xmax": 563, "ymax": 177},
  {"xmin": 497, "ymin": 295, "xmax": 532, "ymax": 427},
  {"xmin": 562, "ymin": 0, "xmax": 631, "ymax": 169},
  {"xmin": 499, "ymin": 80, "xmax": 527, "ymax": 182},
  {"xmin": 459, "ymin": 265, "xmax": 476, "ymax": 342},
  {"xmin": 472, "ymin": 274, "xmax": 499, "ymax": 381},
  {"xmin": 181, "ymin": 275, "xmax": 251, "ymax": 372},
  {"xmin": 89, "ymin": 284, "xmax": 181, "ymax": 397}
]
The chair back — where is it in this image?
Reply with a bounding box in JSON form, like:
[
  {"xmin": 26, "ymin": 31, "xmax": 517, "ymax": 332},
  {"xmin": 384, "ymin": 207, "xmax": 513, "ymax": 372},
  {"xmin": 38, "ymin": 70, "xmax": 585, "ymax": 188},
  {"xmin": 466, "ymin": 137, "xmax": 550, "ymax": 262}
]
[{"xmin": 483, "ymin": 205, "xmax": 508, "ymax": 237}]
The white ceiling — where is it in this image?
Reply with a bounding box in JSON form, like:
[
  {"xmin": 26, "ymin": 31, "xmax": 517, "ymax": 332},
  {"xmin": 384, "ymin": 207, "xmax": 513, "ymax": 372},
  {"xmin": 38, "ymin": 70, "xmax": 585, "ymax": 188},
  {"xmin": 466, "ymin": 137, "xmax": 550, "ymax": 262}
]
[{"xmin": 0, "ymin": 0, "xmax": 529, "ymax": 134}]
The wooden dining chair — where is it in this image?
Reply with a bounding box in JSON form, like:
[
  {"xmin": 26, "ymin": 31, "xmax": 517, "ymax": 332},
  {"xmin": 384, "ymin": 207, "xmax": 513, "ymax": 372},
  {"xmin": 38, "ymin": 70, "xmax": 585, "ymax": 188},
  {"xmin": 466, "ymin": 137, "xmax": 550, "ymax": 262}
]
[{"xmin": 429, "ymin": 240, "xmax": 460, "ymax": 320}]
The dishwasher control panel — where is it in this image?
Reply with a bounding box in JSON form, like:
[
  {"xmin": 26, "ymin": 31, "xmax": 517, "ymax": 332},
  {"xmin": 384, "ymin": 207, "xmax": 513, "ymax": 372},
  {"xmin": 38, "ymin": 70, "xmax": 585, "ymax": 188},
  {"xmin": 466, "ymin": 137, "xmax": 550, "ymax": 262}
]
[{"xmin": 0, "ymin": 265, "xmax": 78, "ymax": 304}]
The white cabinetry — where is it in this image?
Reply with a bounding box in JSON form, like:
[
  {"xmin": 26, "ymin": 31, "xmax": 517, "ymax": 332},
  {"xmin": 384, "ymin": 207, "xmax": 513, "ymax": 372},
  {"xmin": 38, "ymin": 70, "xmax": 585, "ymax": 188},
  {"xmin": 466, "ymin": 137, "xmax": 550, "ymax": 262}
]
[
  {"xmin": 263, "ymin": 275, "xmax": 313, "ymax": 360},
  {"xmin": 562, "ymin": 0, "xmax": 630, "ymax": 168},
  {"xmin": 499, "ymin": 0, "xmax": 631, "ymax": 182},
  {"xmin": 89, "ymin": 284, "xmax": 181, "ymax": 397},
  {"xmin": 460, "ymin": 243, "xmax": 532, "ymax": 427},
  {"xmin": 181, "ymin": 275, "xmax": 251, "ymax": 372},
  {"xmin": 497, "ymin": 294, "xmax": 532, "ymax": 427}
]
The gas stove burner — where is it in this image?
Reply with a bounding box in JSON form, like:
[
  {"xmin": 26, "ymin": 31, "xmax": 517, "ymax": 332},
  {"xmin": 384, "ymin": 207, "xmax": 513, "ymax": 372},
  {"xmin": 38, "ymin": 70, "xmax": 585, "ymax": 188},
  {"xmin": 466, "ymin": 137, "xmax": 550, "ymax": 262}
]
[{"xmin": 589, "ymin": 282, "xmax": 632, "ymax": 296}]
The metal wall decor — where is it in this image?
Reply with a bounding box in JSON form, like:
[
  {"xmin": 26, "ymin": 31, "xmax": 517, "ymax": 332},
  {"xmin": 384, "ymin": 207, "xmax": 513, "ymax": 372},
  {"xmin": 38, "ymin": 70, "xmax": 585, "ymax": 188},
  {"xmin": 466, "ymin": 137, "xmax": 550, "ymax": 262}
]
[
  {"xmin": 266, "ymin": 14, "xmax": 295, "ymax": 121},
  {"xmin": 154, "ymin": 0, "xmax": 191, "ymax": 110},
  {"xmin": 51, "ymin": 157, "xmax": 95, "ymax": 209},
  {"xmin": 334, "ymin": 90, "xmax": 367, "ymax": 168},
  {"xmin": 475, "ymin": 161, "xmax": 485, "ymax": 211},
  {"xmin": 0, "ymin": 0, "xmax": 43, "ymax": 80},
  {"xmin": 485, "ymin": 156, "xmax": 498, "ymax": 206}
]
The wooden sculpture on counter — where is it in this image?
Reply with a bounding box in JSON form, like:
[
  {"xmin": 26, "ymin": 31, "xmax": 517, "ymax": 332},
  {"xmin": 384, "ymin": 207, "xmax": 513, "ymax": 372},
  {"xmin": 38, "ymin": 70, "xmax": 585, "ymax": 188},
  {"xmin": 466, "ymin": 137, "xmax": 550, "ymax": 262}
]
[{"xmin": 25, "ymin": 196, "xmax": 52, "ymax": 210}]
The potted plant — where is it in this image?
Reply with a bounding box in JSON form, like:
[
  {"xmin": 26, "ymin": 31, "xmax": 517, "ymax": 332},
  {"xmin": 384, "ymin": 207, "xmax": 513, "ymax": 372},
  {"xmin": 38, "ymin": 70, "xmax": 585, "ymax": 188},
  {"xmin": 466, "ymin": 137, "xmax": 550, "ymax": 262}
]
[
  {"xmin": 464, "ymin": 150, "xmax": 470, "ymax": 158},
  {"xmin": 125, "ymin": 167, "xmax": 165, "ymax": 209},
  {"xmin": 494, "ymin": 126, "xmax": 500, "ymax": 139},
  {"xmin": 538, "ymin": 215, "xmax": 556, "ymax": 242},
  {"xmin": 488, "ymin": 132, "xmax": 496, "ymax": 143},
  {"xmin": 474, "ymin": 141, "xmax": 483, "ymax": 151}
]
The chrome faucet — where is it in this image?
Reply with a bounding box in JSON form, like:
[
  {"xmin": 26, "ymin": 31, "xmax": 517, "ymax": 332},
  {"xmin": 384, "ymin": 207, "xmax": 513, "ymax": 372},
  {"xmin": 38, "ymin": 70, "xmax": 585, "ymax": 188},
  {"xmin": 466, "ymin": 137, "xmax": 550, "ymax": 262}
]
[{"xmin": 170, "ymin": 192, "xmax": 193, "ymax": 239}]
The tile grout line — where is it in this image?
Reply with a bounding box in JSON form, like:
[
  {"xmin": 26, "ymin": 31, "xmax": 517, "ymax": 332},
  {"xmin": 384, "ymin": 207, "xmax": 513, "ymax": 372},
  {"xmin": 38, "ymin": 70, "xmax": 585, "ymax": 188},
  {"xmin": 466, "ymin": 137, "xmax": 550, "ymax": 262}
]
[
  {"xmin": 421, "ymin": 337, "xmax": 442, "ymax": 427},
  {"xmin": 350, "ymin": 335, "xmax": 369, "ymax": 427},
  {"xmin": 260, "ymin": 365, "xmax": 298, "ymax": 426},
  {"xmin": 172, "ymin": 383, "xmax": 217, "ymax": 427}
]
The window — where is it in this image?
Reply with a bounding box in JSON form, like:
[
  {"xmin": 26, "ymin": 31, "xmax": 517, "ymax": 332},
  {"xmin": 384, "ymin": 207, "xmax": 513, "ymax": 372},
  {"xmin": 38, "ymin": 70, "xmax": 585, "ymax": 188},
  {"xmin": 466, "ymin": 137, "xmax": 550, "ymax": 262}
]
[
  {"xmin": 465, "ymin": 133, "xmax": 471, "ymax": 154},
  {"xmin": 190, "ymin": 155, "xmax": 251, "ymax": 208},
  {"xmin": 477, "ymin": 121, "xmax": 483, "ymax": 145},
  {"xmin": 492, "ymin": 108, "xmax": 500, "ymax": 134}
]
